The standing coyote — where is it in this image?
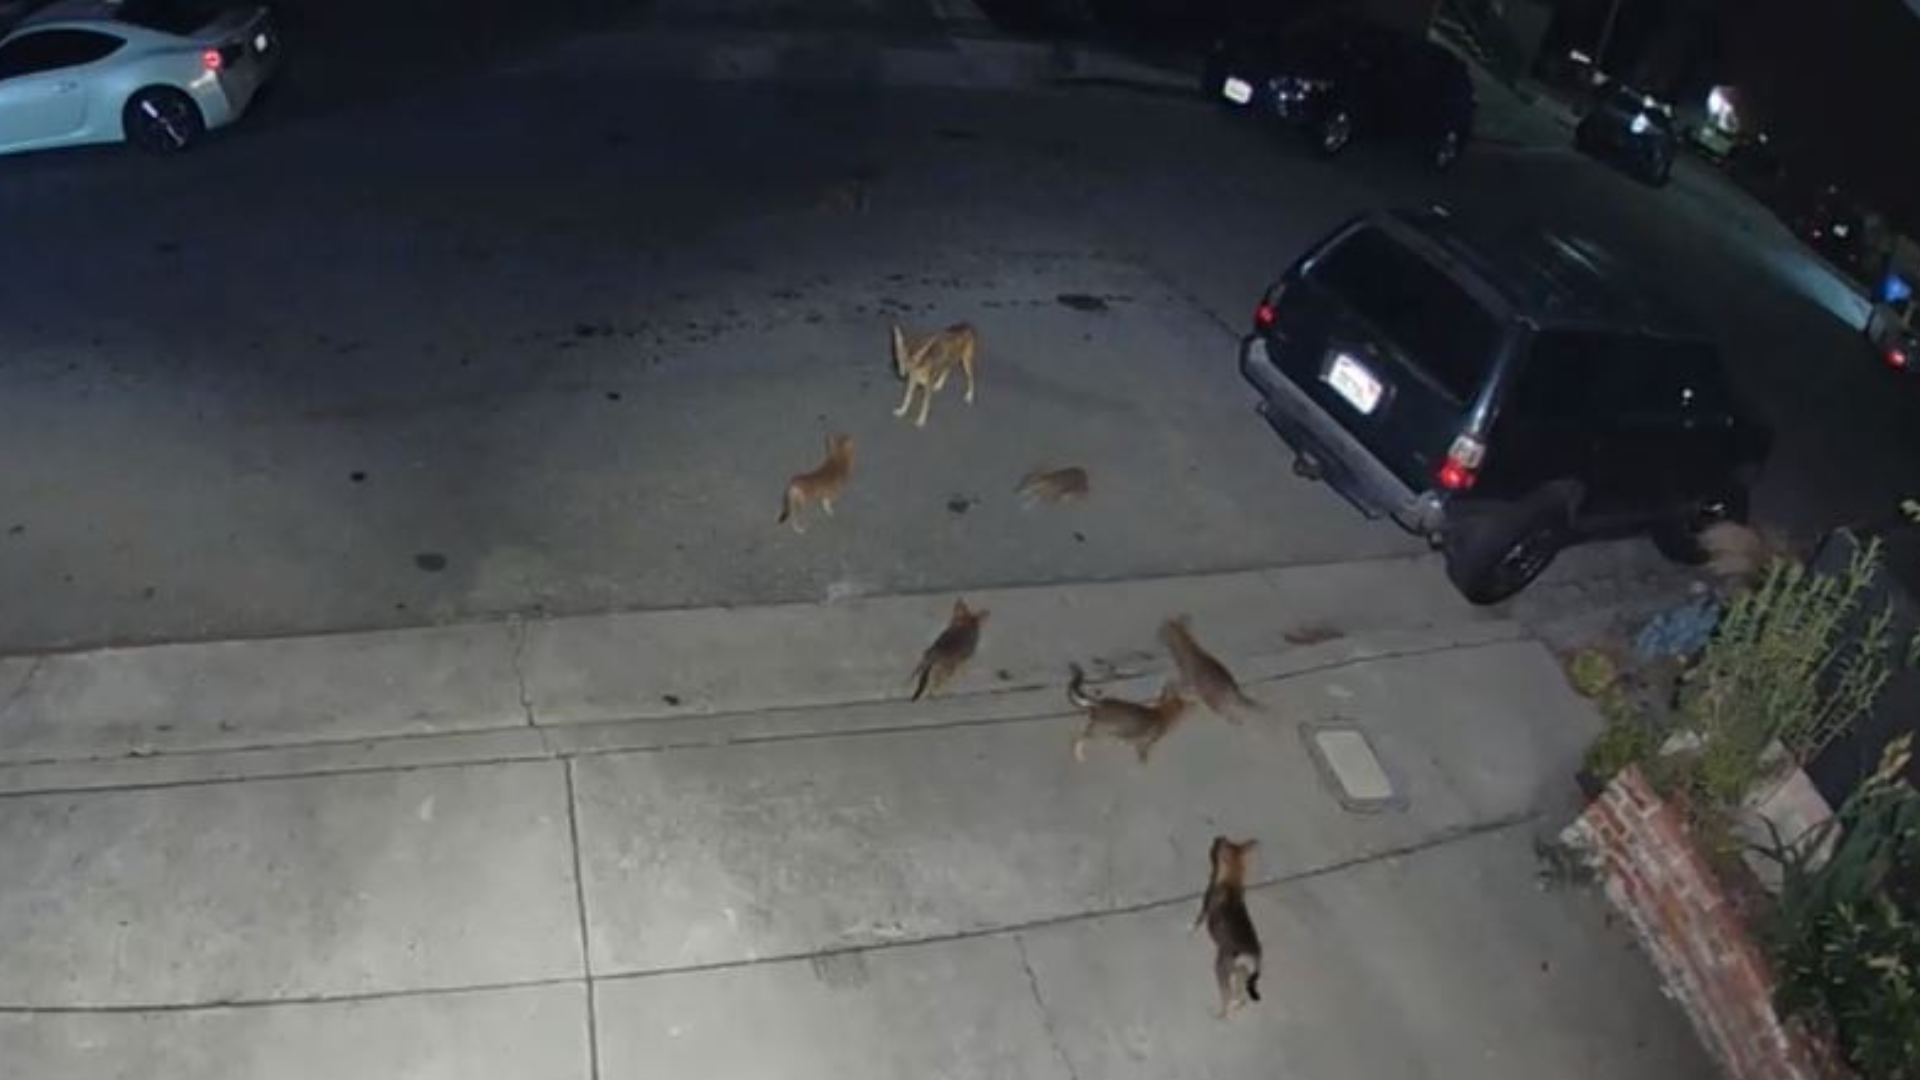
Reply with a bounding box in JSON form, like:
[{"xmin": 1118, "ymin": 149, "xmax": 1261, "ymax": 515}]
[{"xmin": 890, "ymin": 323, "xmax": 978, "ymax": 428}]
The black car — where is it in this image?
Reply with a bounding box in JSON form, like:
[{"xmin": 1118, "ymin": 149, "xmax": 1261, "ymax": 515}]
[
  {"xmin": 1239, "ymin": 208, "xmax": 1770, "ymax": 603},
  {"xmin": 1203, "ymin": 16, "xmax": 1474, "ymax": 170},
  {"xmin": 1575, "ymin": 85, "xmax": 1677, "ymax": 185}
]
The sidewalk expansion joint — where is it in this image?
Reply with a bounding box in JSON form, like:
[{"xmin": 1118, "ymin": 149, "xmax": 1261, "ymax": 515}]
[
  {"xmin": 0, "ymin": 630, "xmax": 1530, "ymax": 799},
  {"xmin": 582, "ymin": 810, "xmax": 1541, "ymax": 987},
  {"xmin": 561, "ymin": 758, "xmax": 602, "ymax": 1080},
  {"xmin": 0, "ymin": 813, "xmax": 1539, "ymax": 1016}
]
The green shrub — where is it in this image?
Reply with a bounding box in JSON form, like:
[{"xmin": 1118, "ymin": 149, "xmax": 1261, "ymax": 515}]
[
  {"xmin": 1675, "ymin": 540, "xmax": 1895, "ymax": 820},
  {"xmin": 1762, "ymin": 739, "xmax": 1920, "ymax": 1080}
]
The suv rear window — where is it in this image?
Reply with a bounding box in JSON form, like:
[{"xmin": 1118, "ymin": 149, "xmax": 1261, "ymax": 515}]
[{"xmin": 1310, "ymin": 227, "xmax": 1501, "ymax": 402}]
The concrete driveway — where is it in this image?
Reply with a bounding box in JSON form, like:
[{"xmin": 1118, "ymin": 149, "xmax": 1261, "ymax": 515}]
[{"xmin": 0, "ymin": 563, "xmax": 1712, "ymax": 1079}]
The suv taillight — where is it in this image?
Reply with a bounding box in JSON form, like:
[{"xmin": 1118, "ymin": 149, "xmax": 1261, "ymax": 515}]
[
  {"xmin": 1252, "ymin": 283, "xmax": 1286, "ymax": 332},
  {"xmin": 1436, "ymin": 433, "xmax": 1485, "ymax": 491}
]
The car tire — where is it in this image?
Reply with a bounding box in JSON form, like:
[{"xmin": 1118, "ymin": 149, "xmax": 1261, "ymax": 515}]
[
  {"xmin": 123, "ymin": 87, "xmax": 205, "ymax": 155},
  {"xmin": 1646, "ymin": 153, "xmax": 1673, "ymax": 186},
  {"xmin": 1315, "ymin": 107, "xmax": 1354, "ymax": 156},
  {"xmin": 1443, "ymin": 487, "xmax": 1576, "ymax": 605},
  {"xmin": 1431, "ymin": 127, "xmax": 1465, "ymax": 171}
]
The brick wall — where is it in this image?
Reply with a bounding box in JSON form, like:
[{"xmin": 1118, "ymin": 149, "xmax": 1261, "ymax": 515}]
[{"xmin": 1561, "ymin": 767, "xmax": 1847, "ymax": 1080}]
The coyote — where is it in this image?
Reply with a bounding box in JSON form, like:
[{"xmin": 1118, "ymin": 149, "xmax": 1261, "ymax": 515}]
[
  {"xmin": 890, "ymin": 322, "xmax": 977, "ymax": 428},
  {"xmin": 1697, "ymin": 521, "xmax": 1791, "ymax": 586},
  {"xmin": 1160, "ymin": 616, "xmax": 1258, "ymax": 722},
  {"xmin": 1194, "ymin": 836, "xmax": 1264, "ymax": 1019},
  {"xmin": 1066, "ymin": 663, "xmax": 1188, "ymax": 763},
  {"xmin": 1016, "ymin": 466, "xmax": 1089, "ymax": 506},
  {"xmin": 910, "ymin": 598, "xmax": 987, "ymax": 700},
  {"xmin": 777, "ymin": 433, "xmax": 854, "ymax": 533}
]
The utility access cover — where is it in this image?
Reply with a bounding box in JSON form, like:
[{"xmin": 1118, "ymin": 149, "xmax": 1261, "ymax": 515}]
[{"xmin": 1301, "ymin": 718, "xmax": 1402, "ymax": 813}]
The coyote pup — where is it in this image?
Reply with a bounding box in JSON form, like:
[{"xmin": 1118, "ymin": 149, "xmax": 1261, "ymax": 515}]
[
  {"xmin": 910, "ymin": 598, "xmax": 986, "ymax": 700},
  {"xmin": 1066, "ymin": 663, "xmax": 1187, "ymax": 763},
  {"xmin": 1195, "ymin": 836, "xmax": 1264, "ymax": 1018},
  {"xmin": 777, "ymin": 433, "xmax": 854, "ymax": 533},
  {"xmin": 1016, "ymin": 466, "xmax": 1089, "ymax": 506},
  {"xmin": 1160, "ymin": 616, "xmax": 1258, "ymax": 721}
]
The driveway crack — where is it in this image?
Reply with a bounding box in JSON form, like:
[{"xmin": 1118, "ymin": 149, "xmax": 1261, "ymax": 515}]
[
  {"xmin": 507, "ymin": 616, "xmax": 536, "ymax": 727},
  {"xmin": 1014, "ymin": 932, "xmax": 1082, "ymax": 1080},
  {"xmin": 0, "ymin": 657, "xmax": 44, "ymax": 720}
]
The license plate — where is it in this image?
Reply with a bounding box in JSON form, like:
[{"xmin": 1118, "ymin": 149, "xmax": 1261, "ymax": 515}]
[
  {"xmin": 1324, "ymin": 353, "xmax": 1383, "ymax": 415},
  {"xmin": 254, "ymin": 31, "xmax": 271, "ymax": 51},
  {"xmin": 1221, "ymin": 77, "xmax": 1253, "ymax": 105}
]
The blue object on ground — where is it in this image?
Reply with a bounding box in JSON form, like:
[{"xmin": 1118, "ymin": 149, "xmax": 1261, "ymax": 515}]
[{"xmin": 1632, "ymin": 595, "xmax": 1721, "ymax": 662}]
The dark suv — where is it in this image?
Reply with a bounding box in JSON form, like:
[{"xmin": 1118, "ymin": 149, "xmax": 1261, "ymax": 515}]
[{"xmin": 1239, "ymin": 208, "xmax": 1770, "ymax": 603}]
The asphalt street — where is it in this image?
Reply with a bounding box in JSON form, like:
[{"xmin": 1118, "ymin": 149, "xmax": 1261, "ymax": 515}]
[{"xmin": 0, "ymin": 0, "xmax": 1912, "ymax": 652}]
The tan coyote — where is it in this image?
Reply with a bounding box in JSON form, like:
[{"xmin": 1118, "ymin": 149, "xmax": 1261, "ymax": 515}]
[
  {"xmin": 889, "ymin": 322, "xmax": 978, "ymax": 428},
  {"xmin": 777, "ymin": 433, "xmax": 854, "ymax": 533},
  {"xmin": 1066, "ymin": 663, "xmax": 1188, "ymax": 764}
]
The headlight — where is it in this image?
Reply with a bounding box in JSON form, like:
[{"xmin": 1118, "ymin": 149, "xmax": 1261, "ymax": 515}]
[{"xmin": 1630, "ymin": 112, "xmax": 1652, "ymax": 135}]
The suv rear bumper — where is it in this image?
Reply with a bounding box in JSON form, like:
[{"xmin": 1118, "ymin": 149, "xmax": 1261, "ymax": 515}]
[{"xmin": 1239, "ymin": 335, "xmax": 1447, "ymax": 535}]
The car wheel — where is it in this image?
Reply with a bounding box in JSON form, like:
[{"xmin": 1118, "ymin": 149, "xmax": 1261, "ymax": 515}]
[
  {"xmin": 123, "ymin": 87, "xmax": 204, "ymax": 155},
  {"xmin": 1444, "ymin": 490, "xmax": 1574, "ymax": 605},
  {"xmin": 1646, "ymin": 152, "xmax": 1673, "ymax": 186},
  {"xmin": 1431, "ymin": 127, "xmax": 1464, "ymax": 171},
  {"xmin": 1316, "ymin": 108, "xmax": 1354, "ymax": 156}
]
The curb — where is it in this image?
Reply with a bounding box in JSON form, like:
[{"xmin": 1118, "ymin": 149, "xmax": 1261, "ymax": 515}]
[{"xmin": 0, "ymin": 557, "xmax": 1495, "ymax": 766}]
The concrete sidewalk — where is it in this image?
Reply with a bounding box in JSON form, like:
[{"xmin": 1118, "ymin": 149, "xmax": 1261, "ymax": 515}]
[{"xmin": 0, "ymin": 569, "xmax": 1708, "ymax": 1078}]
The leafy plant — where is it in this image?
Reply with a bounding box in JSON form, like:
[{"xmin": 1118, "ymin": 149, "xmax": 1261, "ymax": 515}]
[
  {"xmin": 1566, "ymin": 648, "xmax": 1620, "ymax": 699},
  {"xmin": 1761, "ymin": 738, "xmax": 1920, "ymax": 1080},
  {"xmin": 1584, "ymin": 699, "xmax": 1662, "ymax": 782},
  {"xmin": 1675, "ymin": 539, "xmax": 1896, "ymax": 820}
]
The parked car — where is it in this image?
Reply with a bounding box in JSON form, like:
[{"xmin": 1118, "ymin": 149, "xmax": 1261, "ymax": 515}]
[
  {"xmin": 1202, "ymin": 14, "xmax": 1474, "ymax": 171},
  {"xmin": 0, "ymin": 0, "xmax": 278, "ymax": 157},
  {"xmin": 1575, "ymin": 84, "xmax": 1676, "ymax": 185},
  {"xmin": 1239, "ymin": 208, "xmax": 1770, "ymax": 603},
  {"xmin": 1869, "ymin": 305, "xmax": 1917, "ymax": 375}
]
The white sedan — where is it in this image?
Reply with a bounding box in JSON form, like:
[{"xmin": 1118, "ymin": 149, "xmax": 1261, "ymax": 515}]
[{"xmin": 0, "ymin": 0, "xmax": 278, "ymax": 156}]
